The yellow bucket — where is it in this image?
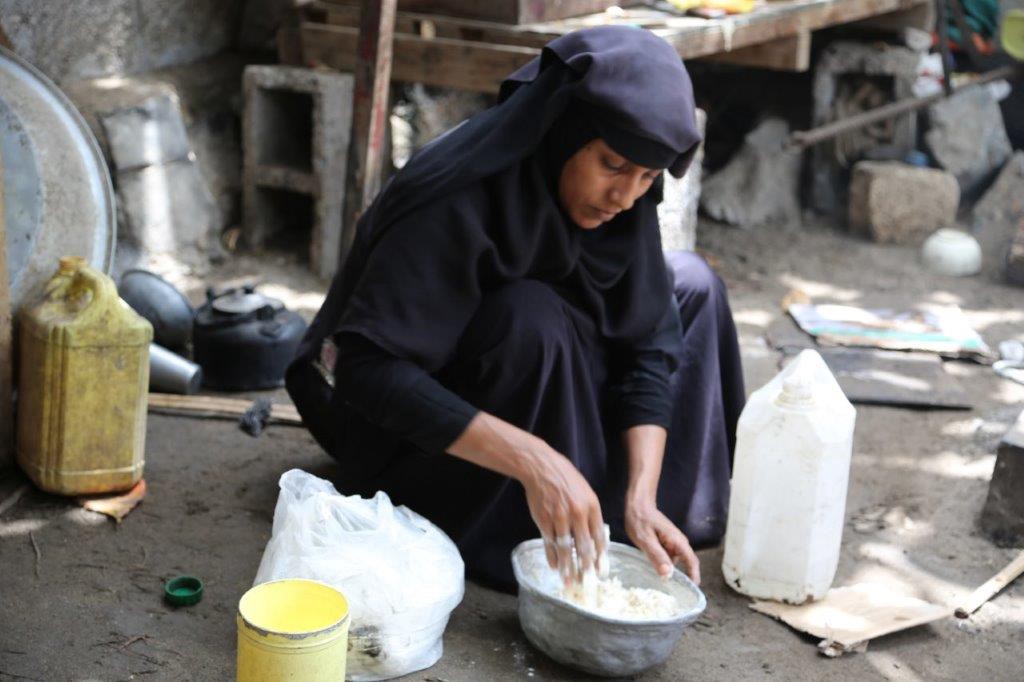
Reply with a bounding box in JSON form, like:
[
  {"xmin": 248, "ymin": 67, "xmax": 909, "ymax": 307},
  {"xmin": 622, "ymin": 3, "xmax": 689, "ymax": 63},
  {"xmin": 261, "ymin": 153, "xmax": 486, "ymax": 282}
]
[{"xmin": 237, "ymin": 579, "xmax": 350, "ymax": 682}]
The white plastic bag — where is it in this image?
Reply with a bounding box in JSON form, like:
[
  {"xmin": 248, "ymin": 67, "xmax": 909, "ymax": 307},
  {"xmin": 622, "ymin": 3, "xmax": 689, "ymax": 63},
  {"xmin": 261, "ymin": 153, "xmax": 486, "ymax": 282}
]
[{"xmin": 254, "ymin": 469, "xmax": 465, "ymax": 680}]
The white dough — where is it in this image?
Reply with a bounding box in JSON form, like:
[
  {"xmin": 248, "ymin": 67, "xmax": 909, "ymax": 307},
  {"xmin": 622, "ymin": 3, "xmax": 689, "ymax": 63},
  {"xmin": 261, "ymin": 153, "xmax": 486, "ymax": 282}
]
[{"xmin": 558, "ymin": 573, "xmax": 679, "ymax": 620}]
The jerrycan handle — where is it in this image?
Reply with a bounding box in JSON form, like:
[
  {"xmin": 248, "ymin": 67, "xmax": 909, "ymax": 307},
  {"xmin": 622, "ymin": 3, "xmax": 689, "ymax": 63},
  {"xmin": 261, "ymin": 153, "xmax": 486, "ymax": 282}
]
[{"xmin": 60, "ymin": 256, "xmax": 118, "ymax": 316}]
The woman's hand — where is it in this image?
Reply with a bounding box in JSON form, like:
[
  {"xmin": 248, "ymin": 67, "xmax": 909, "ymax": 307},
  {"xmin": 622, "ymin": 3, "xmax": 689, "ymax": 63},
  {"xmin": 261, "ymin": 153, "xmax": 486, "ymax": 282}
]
[
  {"xmin": 518, "ymin": 438, "xmax": 606, "ymax": 584},
  {"xmin": 625, "ymin": 498, "xmax": 700, "ymax": 585},
  {"xmin": 448, "ymin": 412, "xmax": 605, "ymax": 584}
]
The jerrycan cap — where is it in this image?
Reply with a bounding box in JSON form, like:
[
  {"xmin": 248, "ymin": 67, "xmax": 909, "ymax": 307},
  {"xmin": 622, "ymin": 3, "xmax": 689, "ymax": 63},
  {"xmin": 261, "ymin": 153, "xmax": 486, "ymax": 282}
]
[{"xmin": 777, "ymin": 365, "xmax": 816, "ymax": 408}]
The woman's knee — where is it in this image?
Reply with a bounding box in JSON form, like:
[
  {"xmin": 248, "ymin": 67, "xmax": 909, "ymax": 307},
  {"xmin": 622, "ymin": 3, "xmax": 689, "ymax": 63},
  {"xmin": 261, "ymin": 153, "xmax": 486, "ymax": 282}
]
[
  {"xmin": 665, "ymin": 251, "xmax": 723, "ymax": 309},
  {"xmin": 460, "ymin": 280, "xmax": 574, "ymax": 360}
]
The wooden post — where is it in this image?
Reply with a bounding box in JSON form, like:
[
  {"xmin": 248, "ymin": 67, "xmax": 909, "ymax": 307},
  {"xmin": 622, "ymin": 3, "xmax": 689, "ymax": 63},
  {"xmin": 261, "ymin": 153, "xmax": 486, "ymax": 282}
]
[
  {"xmin": 0, "ymin": 151, "xmax": 14, "ymax": 468},
  {"xmin": 340, "ymin": 0, "xmax": 397, "ymax": 270}
]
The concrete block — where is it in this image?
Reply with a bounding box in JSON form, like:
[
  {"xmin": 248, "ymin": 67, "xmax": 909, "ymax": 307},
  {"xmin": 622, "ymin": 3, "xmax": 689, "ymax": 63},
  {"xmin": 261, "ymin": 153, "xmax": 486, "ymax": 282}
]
[
  {"xmin": 926, "ymin": 88, "xmax": 1013, "ymax": 197},
  {"xmin": 700, "ymin": 118, "xmax": 801, "ymax": 228},
  {"xmin": 810, "ymin": 41, "xmax": 920, "ymax": 214},
  {"xmin": 848, "ymin": 161, "xmax": 959, "ymax": 244},
  {"xmin": 971, "ymin": 152, "xmax": 1024, "ymax": 278},
  {"xmin": 99, "ymin": 93, "xmax": 191, "ymax": 170},
  {"xmin": 658, "ymin": 109, "xmax": 706, "ymax": 251},
  {"xmin": 980, "ymin": 409, "xmax": 1024, "ymax": 546},
  {"xmin": 243, "ymin": 65, "xmax": 353, "ymax": 279}
]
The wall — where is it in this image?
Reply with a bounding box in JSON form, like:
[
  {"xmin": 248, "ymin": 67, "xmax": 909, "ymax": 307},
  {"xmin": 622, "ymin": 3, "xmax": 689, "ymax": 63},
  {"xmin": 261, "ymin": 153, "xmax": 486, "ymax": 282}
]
[{"xmin": 0, "ymin": 0, "xmax": 246, "ymax": 85}]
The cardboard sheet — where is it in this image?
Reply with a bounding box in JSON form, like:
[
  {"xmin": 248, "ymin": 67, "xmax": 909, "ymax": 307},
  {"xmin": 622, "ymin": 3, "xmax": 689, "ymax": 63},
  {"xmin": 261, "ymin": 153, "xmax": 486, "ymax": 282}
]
[
  {"xmin": 788, "ymin": 303, "xmax": 992, "ymax": 361},
  {"xmin": 750, "ymin": 583, "xmax": 951, "ymax": 656}
]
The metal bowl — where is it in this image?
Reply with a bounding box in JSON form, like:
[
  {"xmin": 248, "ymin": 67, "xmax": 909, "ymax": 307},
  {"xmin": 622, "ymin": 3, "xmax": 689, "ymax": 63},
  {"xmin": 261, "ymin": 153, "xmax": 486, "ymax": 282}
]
[{"xmin": 511, "ymin": 539, "xmax": 706, "ymax": 677}]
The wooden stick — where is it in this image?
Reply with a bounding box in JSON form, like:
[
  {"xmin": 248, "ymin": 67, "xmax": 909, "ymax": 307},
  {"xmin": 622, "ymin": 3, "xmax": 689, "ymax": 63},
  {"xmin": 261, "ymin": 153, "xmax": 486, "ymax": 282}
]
[
  {"xmin": 0, "ymin": 147, "xmax": 13, "ymax": 469},
  {"xmin": 955, "ymin": 550, "xmax": 1024, "ymax": 618},
  {"xmin": 147, "ymin": 393, "xmax": 302, "ymax": 424},
  {"xmin": 340, "ymin": 0, "xmax": 397, "ymax": 270},
  {"xmin": 0, "ymin": 483, "xmax": 29, "ymax": 517}
]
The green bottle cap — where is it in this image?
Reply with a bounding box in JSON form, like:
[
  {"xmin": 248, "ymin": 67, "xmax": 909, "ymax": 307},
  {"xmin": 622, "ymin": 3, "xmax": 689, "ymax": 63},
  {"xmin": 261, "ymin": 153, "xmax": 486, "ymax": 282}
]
[{"xmin": 164, "ymin": 575, "xmax": 204, "ymax": 607}]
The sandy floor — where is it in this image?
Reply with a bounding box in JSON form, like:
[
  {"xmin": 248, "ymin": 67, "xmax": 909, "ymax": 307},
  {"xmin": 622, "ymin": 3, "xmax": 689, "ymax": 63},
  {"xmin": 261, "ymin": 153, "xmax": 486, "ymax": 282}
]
[{"xmin": 1, "ymin": 217, "xmax": 1023, "ymax": 681}]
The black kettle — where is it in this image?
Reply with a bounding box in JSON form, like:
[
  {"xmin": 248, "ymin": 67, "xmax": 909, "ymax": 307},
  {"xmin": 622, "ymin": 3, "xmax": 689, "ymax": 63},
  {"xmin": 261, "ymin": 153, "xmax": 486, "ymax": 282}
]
[{"xmin": 193, "ymin": 285, "xmax": 307, "ymax": 391}]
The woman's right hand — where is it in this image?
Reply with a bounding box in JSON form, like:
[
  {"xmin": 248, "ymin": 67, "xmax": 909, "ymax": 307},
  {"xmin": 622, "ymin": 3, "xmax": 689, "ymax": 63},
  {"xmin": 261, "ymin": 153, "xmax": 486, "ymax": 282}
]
[
  {"xmin": 518, "ymin": 437, "xmax": 606, "ymax": 584},
  {"xmin": 448, "ymin": 412, "xmax": 606, "ymax": 583}
]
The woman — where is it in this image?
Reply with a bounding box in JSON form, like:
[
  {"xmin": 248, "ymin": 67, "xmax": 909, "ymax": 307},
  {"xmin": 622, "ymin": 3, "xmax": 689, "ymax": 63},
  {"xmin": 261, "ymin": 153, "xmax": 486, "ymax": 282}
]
[{"xmin": 286, "ymin": 26, "xmax": 745, "ymax": 591}]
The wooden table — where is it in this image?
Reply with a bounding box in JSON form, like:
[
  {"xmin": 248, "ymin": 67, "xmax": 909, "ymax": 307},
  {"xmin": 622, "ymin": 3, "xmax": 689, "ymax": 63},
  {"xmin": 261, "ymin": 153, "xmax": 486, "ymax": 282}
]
[{"xmin": 301, "ymin": 0, "xmax": 933, "ymax": 92}]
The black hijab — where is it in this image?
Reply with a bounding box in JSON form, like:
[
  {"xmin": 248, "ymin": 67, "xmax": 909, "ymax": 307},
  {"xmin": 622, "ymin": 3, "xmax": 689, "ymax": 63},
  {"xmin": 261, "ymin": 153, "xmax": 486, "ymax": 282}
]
[{"xmin": 296, "ymin": 26, "xmax": 701, "ymax": 373}]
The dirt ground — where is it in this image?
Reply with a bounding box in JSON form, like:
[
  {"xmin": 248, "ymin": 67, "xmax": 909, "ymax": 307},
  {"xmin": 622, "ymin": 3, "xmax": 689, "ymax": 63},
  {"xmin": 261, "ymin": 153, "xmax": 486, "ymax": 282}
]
[{"xmin": 2, "ymin": 217, "xmax": 1023, "ymax": 681}]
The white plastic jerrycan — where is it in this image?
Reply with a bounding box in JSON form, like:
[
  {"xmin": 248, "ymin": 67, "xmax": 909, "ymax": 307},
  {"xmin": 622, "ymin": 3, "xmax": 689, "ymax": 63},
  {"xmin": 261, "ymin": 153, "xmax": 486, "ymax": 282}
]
[{"xmin": 722, "ymin": 349, "xmax": 856, "ymax": 604}]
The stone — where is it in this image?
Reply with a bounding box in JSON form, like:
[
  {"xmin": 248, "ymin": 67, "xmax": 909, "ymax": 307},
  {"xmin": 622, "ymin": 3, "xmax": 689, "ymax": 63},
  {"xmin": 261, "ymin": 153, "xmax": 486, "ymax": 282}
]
[
  {"xmin": 65, "ymin": 58, "xmax": 245, "ymax": 275},
  {"xmin": 848, "ymin": 161, "xmax": 959, "ymax": 244},
  {"xmin": 114, "ymin": 159, "xmax": 220, "ymax": 274},
  {"xmin": 243, "ymin": 65, "xmax": 354, "ymax": 279},
  {"xmin": 971, "ymin": 152, "xmax": 1024, "ymax": 278},
  {"xmin": 1006, "ymin": 221, "xmax": 1024, "ymax": 287},
  {"xmin": 810, "ymin": 41, "xmax": 921, "ymax": 214},
  {"xmin": 658, "ymin": 109, "xmax": 706, "ymax": 252},
  {"xmin": 980, "ymin": 409, "xmax": 1024, "ymax": 546},
  {"xmin": 925, "ymin": 88, "xmax": 1013, "ymax": 197},
  {"xmin": 700, "ymin": 118, "xmax": 801, "ymax": 228},
  {"xmin": 99, "ymin": 93, "xmax": 192, "ymax": 170}
]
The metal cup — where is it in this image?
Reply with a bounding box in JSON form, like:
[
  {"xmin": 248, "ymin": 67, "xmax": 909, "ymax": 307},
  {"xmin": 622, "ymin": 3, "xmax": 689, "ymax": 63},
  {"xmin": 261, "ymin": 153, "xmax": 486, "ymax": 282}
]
[{"xmin": 149, "ymin": 343, "xmax": 203, "ymax": 394}]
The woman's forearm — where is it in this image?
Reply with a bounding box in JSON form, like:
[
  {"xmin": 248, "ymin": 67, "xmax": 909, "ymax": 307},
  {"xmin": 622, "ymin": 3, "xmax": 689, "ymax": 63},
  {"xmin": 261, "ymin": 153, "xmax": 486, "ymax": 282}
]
[
  {"xmin": 448, "ymin": 411, "xmax": 543, "ymax": 484},
  {"xmin": 623, "ymin": 424, "xmax": 668, "ymax": 507}
]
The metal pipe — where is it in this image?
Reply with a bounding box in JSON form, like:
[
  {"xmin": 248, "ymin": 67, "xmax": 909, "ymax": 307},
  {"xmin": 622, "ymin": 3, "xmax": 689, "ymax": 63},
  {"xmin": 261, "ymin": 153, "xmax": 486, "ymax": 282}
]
[{"xmin": 789, "ymin": 64, "xmax": 1021, "ymax": 149}]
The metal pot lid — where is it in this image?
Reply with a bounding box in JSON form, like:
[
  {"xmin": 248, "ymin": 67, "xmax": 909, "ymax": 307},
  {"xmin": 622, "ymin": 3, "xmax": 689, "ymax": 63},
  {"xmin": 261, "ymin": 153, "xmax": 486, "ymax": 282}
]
[
  {"xmin": 1, "ymin": 46, "xmax": 116, "ymax": 311},
  {"xmin": 210, "ymin": 290, "xmax": 283, "ymax": 316}
]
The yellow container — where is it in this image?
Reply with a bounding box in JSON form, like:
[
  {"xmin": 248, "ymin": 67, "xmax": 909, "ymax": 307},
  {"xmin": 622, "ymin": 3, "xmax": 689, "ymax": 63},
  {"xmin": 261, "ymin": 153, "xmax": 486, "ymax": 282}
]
[
  {"xmin": 237, "ymin": 579, "xmax": 350, "ymax": 682},
  {"xmin": 16, "ymin": 256, "xmax": 152, "ymax": 495}
]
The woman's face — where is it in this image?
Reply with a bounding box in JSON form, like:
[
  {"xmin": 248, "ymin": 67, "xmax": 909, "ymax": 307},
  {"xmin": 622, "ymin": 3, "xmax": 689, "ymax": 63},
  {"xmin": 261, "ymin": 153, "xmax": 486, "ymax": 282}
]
[{"xmin": 558, "ymin": 138, "xmax": 663, "ymax": 229}]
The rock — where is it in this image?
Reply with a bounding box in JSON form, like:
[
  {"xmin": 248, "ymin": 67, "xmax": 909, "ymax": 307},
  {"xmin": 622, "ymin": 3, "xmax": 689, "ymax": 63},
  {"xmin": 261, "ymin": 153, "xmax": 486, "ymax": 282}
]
[
  {"xmin": 65, "ymin": 54, "xmax": 246, "ymax": 274},
  {"xmin": 1006, "ymin": 221, "xmax": 1024, "ymax": 287},
  {"xmin": 925, "ymin": 88, "xmax": 1013, "ymax": 196},
  {"xmin": 700, "ymin": 118, "xmax": 801, "ymax": 227},
  {"xmin": 99, "ymin": 93, "xmax": 192, "ymax": 170},
  {"xmin": 115, "ymin": 159, "xmax": 220, "ymax": 273},
  {"xmin": 971, "ymin": 151, "xmax": 1024, "ymax": 278},
  {"xmin": 848, "ymin": 161, "xmax": 959, "ymax": 244},
  {"xmin": 980, "ymin": 409, "xmax": 1024, "ymax": 546},
  {"xmin": 658, "ymin": 109, "xmax": 706, "ymax": 251}
]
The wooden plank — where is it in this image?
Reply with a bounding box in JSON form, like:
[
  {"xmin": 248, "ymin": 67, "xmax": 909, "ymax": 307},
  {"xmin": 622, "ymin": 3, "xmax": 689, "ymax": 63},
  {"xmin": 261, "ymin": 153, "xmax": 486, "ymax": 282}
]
[
  {"xmin": 317, "ymin": 0, "xmax": 627, "ymax": 25},
  {"xmin": 306, "ymin": 0, "xmax": 931, "ymax": 91},
  {"xmin": 661, "ymin": 0, "xmax": 933, "ymax": 59},
  {"xmin": 301, "ymin": 22, "xmax": 538, "ymax": 93},
  {"xmin": 0, "ymin": 151, "xmax": 12, "ymax": 468},
  {"xmin": 318, "ymin": 5, "xmax": 556, "ymax": 47},
  {"xmin": 341, "ymin": 0, "xmax": 398, "ymax": 269},
  {"xmin": 702, "ymin": 29, "xmax": 810, "ymax": 71},
  {"xmin": 847, "ymin": 1, "xmax": 934, "ymax": 32}
]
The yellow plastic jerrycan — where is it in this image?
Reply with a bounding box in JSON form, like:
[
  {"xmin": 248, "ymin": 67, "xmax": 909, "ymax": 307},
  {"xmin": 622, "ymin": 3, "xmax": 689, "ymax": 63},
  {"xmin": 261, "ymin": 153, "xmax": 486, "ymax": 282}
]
[{"xmin": 17, "ymin": 257, "xmax": 153, "ymax": 495}]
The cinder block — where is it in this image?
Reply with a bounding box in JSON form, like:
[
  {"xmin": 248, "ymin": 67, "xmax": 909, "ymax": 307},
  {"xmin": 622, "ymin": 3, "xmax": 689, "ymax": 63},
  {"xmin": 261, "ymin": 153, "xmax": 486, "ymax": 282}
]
[
  {"xmin": 810, "ymin": 41, "xmax": 920, "ymax": 214},
  {"xmin": 980, "ymin": 409, "xmax": 1024, "ymax": 545},
  {"xmin": 243, "ymin": 65, "xmax": 353, "ymax": 279},
  {"xmin": 848, "ymin": 161, "xmax": 959, "ymax": 244}
]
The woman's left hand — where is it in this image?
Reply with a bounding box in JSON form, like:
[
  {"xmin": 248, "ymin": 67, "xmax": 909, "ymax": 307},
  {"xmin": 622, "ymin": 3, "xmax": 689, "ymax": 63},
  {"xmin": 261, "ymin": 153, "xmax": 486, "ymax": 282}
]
[{"xmin": 624, "ymin": 500, "xmax": 701, "ymax": 585}]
